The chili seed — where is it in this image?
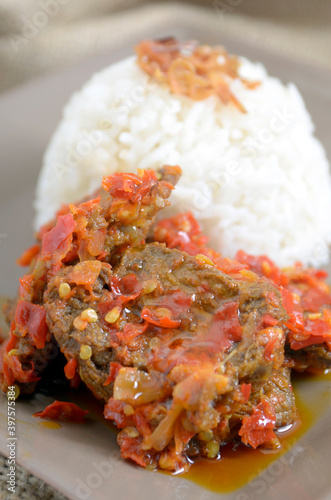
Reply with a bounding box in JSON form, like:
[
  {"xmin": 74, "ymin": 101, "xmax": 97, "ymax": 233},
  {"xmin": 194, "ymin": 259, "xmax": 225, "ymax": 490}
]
[
  {"xmin": 262, "ymin": 261, "xmax": 271, "ymax": 275},
  {"xmin": 143, "ymin": 279, "xmax": 157, "ymax": 294},
  {"xmin": 81, "ymin": 308, "xmax": 98, "ymax": 323},
  {"xmin": 155, "ymin": 307, "xmax": 171, "ymax": 318},
  {"xmin": 239, "ymin": 269, "xmax": 257, "ymax": 281},
  {"xmin": 124, "ymin": 427, "xmax": 139, "ymax": 438},
  {"xmin": 123, "ymin": 404, "xmax": 134, "ymax": 416},
  {"xmin": 195, "ymin": 254, "xmax": 215, "ymax": 266},
  {"xmin": 8, "ymin": 349, "xmax": 18, "ymax": 357},
  {"xmin": 158, "ymin": 452, "xmax": 175, "ymax": 470},
  {"xmin": 105, "ymin": 306, "xmax": 121, "ymax": 324},
  {"xmin": 206, "ymin": 440, "xmax": 220, "ymax": 458},
  {"xmin": 308, "ymin": 313, "xmax": 322, "ymax": 320},
  {"xmin": 59, "ymin": 282, "xmax": 71, "ymax": 299},
  {"xmin": 73, "ymin": 316, "xmax": 87, "ymax": 331},
  {"xmin": 198, "ymin": 430, "xmax": 213, "ymax": 442},
  {"xmin": 80, "ymin": 345, "xmax": 92, "ymax": 360}
]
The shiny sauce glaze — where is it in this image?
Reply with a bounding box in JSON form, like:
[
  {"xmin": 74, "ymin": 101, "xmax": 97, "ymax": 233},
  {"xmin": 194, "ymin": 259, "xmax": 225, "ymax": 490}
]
[
  {"xmin": 183, "ymin": 371, "xmax": 331, "ymax": 493},
  {"xmin": 40, "ymin": 370, "xmax": 331, "ymax": 494},
  {"xmin": 1, "ymin": 294, "xmax": 331, "ymax": 493}
]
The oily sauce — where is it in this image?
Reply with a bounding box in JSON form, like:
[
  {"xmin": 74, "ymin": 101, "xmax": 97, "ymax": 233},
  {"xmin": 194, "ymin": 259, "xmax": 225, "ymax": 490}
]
[
  {"xmin": 183, "ymin": 371, "xmax": 331, "ymax": 493},
  {"xmin": 1, "ymin": 296, "xmax": 331, "ymax": 493},
  {"xmin": 57, "ymin": 371, "xmax": 331, "ymax": 494},
  {"xmin": 40, "ymin": 421, "xmax": 62, "ymax": 430}
]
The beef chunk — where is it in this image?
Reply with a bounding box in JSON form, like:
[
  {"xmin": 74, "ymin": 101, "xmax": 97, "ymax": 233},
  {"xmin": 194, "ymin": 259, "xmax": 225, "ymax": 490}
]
[
  {"xmin": 43, "ymin": 242, "xmax": 292, "ymax": 469},
  {"xmin": 44, "ymin": 243, "xmax": 287, "ymax": 400},
  {"xmin": 0, "ymin": 167, "xmax": 180, "ymax": 395}
]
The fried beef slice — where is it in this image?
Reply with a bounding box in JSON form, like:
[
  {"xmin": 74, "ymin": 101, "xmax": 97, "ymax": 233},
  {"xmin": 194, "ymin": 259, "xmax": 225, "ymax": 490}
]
[
  {"xmin": 0, "ymin": 167, "xmax": 181, "ymax": 395},
  {"xmin": 44, "ymin": 243, "xmax": 294, "ymax": 468},
  {"xmin": 233, "ymin": 251, "xmax": 331, "ymax": 373},
  {"xmin": 45, "ymin": 243, "xmax": 287, "ymax": 398},
  {"xmin": 235, "ymin": 366, "xmax": 297, "ymax": 428}
]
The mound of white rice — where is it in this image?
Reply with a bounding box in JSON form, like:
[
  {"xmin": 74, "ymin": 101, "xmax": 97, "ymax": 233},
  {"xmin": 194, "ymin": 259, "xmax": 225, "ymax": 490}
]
[{"xmin": 35, "ymin": 54, "xmax": 331, "ymax": 267}]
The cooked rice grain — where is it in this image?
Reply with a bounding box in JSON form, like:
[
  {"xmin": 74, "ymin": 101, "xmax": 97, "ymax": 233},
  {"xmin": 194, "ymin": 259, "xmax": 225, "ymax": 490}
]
[{"xmin": 34, "ymin": 55, "xmax": 331, "ymax": 267}]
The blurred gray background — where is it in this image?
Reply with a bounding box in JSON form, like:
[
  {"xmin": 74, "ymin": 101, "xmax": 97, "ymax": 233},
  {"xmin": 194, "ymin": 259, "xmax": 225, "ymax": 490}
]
[{"xmin": 0, "ymin": 0, "xmax": 331, "ymax": 94}]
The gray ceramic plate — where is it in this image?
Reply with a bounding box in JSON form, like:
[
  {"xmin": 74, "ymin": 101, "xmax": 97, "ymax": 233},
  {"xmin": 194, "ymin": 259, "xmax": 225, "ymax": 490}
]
[{"xmin": 1, "ymin": 5, "xmax": 331, "ymax": 500}]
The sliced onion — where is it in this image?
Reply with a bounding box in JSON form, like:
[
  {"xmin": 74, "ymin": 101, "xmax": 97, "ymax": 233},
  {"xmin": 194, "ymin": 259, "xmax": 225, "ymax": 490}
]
[
  {"xmin": 113, "ymin": 367, "xmax": 171, "ymax": 406},
  {"xmin": 143, "ymin": 403, "xmax": 183, "ymax": 451}
]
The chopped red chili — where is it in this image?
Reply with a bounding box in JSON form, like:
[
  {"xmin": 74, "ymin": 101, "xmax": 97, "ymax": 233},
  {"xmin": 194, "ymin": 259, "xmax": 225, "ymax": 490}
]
[
  {"xmin": 241, "ymin": 383, "xmax": 252, "ymax": 403},
  {"xmin": 239, "ymin": 400, "xmax": 276, "ymax": 448},
  {"xmin": 103, "ymin": 362, "xmax": 123, "ymax": 386},
  {"xmin": 41, "ymin": 213, "xmax": 75, "ymax": 270},
  {"xmin": 17, "ymin": 244, "xmax": 41, "ymax": 267},
  {"xmin": 141, "ymin": 307, "xmax": 181, "ymax": 329},
  {"xmin": 205, "ymin": 301, "xmax": 242, "ymax": 352},
  {"xmin": 33, "ymin": 401, "xmax": 89, "ymax": 423},
  {"xmin": 14, "ymin": 301, "xmax": 48, "ymax": 349},
  {"xmin": 64, "ymin": 359, "xmax": 77, "ymax": 380}
]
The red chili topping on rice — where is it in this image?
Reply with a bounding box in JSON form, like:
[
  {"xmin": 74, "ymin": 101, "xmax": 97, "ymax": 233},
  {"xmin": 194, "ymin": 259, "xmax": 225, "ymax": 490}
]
[{"xmin": 135, "ymin": 38, "xmax": 259, "ymax": 112}]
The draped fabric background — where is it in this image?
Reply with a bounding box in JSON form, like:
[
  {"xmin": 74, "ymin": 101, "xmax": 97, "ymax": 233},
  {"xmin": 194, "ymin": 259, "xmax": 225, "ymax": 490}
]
[
  {"xmin": 0, "ymin": 0, "xmax": 331, "ymax": 93},
  {"xmin": 0, "ymin": 1, "xmax": 330, "ymax": 498}
]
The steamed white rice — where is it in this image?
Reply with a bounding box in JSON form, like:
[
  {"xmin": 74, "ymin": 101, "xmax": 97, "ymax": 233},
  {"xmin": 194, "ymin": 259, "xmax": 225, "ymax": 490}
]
[{"xmin": 35, "ymin": 54, "xmax": 331, "ymax": 267}]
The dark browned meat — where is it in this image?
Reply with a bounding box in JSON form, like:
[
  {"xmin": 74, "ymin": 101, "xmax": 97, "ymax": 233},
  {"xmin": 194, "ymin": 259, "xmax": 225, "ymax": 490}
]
[
  {"xmin": 96, "ymin": 165, "xmax": 181, "ymax": 265},
  {"xmin": 44, "ymin": 243, "xmax": 287, "ymax": 399},
  {"xmin": 231, "ymin": 250, "xmax": 331, "ymax": 374},
  {"xmin": 3, "ymin": 166, "xmax": 326, "ymax": 473},
  {"xmin": 285, "ymin": 344, "xmax": 331, "ymax": 373},
  {"xmin": 199, "ymin": 366, "xmax": 297, "ymax": 454},
  {"xmin": 0, "ymin": 167, "xmax": 181, "ymax": 395},
  {"xmin": 43, "ymin": 242, "xmax": 291, "ymax": 469},
  {"xmin": 237, "ymin": 367, "xmax": 297, "ymax": 428},
  {"xmin": 43, "ymin": 261, "xmax": 115, "ymax": 401}
]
